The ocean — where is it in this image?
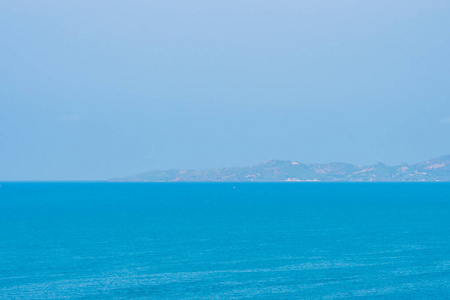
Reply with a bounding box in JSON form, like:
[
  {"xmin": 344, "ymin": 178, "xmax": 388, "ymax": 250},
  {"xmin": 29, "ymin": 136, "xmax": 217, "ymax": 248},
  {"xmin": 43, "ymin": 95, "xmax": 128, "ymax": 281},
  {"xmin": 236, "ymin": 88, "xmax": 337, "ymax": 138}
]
[{"xmin": 0, "ymin": 183, "xmax": 449, "ymax": 299}]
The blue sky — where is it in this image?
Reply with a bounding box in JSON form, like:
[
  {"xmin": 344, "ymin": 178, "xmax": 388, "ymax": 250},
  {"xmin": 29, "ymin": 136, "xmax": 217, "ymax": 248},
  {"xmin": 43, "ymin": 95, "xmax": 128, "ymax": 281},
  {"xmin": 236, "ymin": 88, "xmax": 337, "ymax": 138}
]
[{"xmin": 1, "ymin": 0, "xmax": 450, "ymax": 180}]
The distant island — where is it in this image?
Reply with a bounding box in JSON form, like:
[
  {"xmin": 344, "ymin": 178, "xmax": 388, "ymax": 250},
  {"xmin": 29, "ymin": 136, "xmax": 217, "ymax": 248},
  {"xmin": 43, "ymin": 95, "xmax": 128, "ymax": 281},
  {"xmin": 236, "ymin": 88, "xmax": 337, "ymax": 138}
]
[{"xmin": 112, "ymin": 155, "xmax": 450, "ymax": 182}]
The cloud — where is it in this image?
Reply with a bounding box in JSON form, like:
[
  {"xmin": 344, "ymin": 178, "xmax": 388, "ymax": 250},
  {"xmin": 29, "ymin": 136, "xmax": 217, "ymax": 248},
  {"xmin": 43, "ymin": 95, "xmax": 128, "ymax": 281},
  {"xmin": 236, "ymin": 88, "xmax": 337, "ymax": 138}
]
[
  {"xmin": 441, "ymin": 117, "xmax": 450, "ymax": 124},
  {"xmin": 59, "ymin": 114, "xmax": 81, "ymax": 122},
  {"xmin": 440, "ymin": 116, "xmax": 450, "ymax": 124}
]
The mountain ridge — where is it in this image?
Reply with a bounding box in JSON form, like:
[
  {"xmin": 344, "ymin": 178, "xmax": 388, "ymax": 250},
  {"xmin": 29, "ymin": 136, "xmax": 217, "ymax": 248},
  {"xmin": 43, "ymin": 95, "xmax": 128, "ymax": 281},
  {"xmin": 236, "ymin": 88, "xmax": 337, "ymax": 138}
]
[{"xmin": 112, "ymin": 155, "xmax": 450, "ymax": 182}]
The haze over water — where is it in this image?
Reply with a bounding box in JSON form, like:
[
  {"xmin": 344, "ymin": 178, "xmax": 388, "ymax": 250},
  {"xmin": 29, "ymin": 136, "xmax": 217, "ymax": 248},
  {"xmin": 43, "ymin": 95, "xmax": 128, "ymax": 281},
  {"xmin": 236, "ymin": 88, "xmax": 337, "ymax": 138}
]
[{"xmin": 1, "ymin": 182, "xmax": 449, "ymax": 298}]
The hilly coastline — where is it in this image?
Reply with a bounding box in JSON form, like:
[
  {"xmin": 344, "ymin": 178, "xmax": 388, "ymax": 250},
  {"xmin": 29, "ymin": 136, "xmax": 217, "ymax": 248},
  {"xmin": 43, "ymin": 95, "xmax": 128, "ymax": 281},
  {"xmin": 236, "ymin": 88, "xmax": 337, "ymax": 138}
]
[{"xmin": 112, "ymin": 155, "xmax": 450, "ymax": 182}]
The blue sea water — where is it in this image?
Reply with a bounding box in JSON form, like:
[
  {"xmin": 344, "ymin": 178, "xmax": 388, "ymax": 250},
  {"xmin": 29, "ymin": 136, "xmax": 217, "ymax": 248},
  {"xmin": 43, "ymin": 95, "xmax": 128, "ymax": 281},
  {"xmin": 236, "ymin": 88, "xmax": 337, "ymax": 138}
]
[{"xmin": 0, "ymin": 183, "xmax": 449, "ymax": 299}]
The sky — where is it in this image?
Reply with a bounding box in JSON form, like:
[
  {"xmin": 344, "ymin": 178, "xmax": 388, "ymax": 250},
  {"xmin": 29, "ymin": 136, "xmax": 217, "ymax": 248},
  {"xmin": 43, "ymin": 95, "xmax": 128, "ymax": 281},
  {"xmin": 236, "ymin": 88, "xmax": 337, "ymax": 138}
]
[{"xmin": 1, "ymin": 0, "xmax": 450, "ymax": 180}]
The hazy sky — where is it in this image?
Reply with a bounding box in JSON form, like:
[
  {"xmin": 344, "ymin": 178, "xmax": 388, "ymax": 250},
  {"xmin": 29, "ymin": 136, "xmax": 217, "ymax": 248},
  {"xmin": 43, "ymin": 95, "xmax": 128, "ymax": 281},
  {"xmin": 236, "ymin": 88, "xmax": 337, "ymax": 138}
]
[{"xmin": 1, "ymin": 0, "xmax": 450, "ymax": 180}]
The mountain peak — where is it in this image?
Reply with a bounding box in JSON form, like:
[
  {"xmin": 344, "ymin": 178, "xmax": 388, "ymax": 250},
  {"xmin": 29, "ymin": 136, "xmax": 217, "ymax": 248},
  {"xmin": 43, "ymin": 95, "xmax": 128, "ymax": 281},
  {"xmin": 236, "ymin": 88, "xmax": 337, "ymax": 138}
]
[{"xmin": 113, "ymin": 155, "xmax": 450, "ymax": 182}]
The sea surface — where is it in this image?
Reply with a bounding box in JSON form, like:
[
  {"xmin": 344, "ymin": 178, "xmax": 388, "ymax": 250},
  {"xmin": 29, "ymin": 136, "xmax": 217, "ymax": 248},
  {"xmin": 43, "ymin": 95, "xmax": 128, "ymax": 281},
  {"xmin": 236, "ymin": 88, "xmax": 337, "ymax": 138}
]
[{"xmin": 0, "ymin": 183, "xmax": 449, "ymax": 299}]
